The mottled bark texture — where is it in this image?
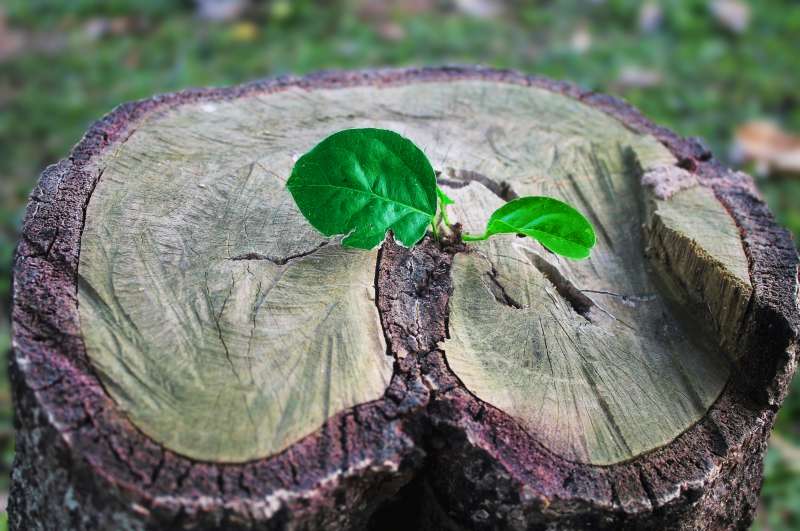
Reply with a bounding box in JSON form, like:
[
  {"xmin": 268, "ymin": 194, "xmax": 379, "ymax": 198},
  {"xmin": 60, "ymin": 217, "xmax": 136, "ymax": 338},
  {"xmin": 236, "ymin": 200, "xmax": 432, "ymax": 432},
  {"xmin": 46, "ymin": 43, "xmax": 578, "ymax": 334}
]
[{"xmin": 10, "ymin": 67, "xmax": 800, "ymax": 530}]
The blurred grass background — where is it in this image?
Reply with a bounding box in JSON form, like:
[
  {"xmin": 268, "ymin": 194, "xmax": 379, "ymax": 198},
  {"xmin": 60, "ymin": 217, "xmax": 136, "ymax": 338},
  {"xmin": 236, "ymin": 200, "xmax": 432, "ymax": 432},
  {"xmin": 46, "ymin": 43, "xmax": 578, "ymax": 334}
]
[{"xmin": 1, "ymin": 0, "xmax": 799, "ymax": 528}]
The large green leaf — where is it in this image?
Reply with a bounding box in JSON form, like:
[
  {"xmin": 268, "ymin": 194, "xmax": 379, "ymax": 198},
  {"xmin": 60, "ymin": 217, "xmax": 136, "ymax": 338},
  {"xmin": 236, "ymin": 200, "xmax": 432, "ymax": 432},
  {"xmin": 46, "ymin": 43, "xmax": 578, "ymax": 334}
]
[
  {"xmin": 287, "ymin": 128, "xmax": 437, "ymax": 249},
  {"xmin": 465, "ymin": 196, "xmax": 596, "ymax": 259}
]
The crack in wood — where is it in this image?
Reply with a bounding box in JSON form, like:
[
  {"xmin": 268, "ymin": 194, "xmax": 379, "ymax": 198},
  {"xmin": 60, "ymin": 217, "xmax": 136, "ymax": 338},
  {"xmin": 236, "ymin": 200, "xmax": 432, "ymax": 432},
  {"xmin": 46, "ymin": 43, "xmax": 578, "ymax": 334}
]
[
  {"xmin": 203, "ymin": 270, "xmax": 242, "ymax": 384},
  {"xmin": 484, "ymin": 266, "xmax": 522, "ymax": 309},
  {"xmin": 228, "ymin": 241, "xmax": 329, "ymax": 265},
  {"xmin": 526, "ymin": 251, "xmax": 595, "ymax": 320},
  {"xmin": 579, "ymin": 289, "xmax": 657, "ymax": 305},
  {"xmin": 438, "ymin": 167, "xmax": 517, "ymax": 201}
]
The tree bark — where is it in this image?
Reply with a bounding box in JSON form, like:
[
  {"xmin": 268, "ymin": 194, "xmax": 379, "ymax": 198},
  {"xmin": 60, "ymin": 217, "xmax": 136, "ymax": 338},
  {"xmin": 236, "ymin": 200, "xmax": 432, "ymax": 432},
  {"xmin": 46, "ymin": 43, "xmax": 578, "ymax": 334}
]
[{"xmin": 10, "ymin": 67, "xmax": 800, "ymax": 530}]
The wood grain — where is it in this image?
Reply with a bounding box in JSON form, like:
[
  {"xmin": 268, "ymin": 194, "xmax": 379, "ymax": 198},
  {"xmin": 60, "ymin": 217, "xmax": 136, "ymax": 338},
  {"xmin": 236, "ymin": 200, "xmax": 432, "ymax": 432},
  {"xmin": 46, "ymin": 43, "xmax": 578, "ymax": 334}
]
[
  {"xmin": 79, "ymin": 119, "xmax": 395, "ymax": 462},
  {"xmin": 419, "ymin": 89, "xmax": 750, "ymax": 465}
]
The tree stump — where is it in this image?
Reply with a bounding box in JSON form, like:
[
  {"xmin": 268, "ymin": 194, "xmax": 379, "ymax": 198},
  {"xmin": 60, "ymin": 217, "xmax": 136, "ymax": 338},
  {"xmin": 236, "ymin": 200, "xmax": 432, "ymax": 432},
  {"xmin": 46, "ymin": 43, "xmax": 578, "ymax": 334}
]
[{"xmin": 10, "ymin": 67, "xmax": 800, "ymax": 530}]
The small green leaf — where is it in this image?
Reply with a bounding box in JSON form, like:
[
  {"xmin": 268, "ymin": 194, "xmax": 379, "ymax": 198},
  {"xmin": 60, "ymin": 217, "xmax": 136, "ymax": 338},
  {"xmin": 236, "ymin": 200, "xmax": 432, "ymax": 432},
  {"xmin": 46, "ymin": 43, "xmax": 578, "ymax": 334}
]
[
  {"xmin": 467, "ymin": 196, "xmax": 596, "ymax": 259},
  {"xmin": 287, "ymin": 128, "xmax": 437, "ymax": 249},
  {"xmin": 437, "ymin": 186, "xmax": 455, "ymax": 205}
]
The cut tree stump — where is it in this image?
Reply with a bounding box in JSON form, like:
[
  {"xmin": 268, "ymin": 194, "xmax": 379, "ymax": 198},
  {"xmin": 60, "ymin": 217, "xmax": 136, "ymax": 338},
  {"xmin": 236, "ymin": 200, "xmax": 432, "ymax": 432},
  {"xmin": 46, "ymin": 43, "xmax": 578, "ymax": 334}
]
[{"xmin": 10, "ymin": 67, "xmax": 800, "ymax": 531}]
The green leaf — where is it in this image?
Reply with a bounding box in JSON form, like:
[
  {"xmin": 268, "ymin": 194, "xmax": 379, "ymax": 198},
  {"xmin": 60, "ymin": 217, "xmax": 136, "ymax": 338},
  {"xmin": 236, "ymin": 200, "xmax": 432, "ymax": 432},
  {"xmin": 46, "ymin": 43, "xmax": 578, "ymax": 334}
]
[
  {"xmin": 287, "ymin": 128, "xmax": 437, "ymax": 249},
  {"xmin": 466, "ymin": 196, "xmax": 596, "ymax": 259}
]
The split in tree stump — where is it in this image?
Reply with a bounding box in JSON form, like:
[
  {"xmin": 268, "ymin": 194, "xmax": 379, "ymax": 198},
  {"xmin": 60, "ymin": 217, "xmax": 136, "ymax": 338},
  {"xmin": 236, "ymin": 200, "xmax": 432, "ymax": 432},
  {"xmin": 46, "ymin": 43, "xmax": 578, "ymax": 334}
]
[{"xmin": 10, "ymin": 67, "xmax": 800, "ymax": 530}]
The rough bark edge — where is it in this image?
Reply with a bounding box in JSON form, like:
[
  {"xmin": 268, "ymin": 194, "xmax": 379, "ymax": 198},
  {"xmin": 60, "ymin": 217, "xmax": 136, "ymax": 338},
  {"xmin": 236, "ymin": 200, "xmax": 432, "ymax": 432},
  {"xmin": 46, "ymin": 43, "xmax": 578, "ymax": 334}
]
[{"xmin": 9, "ymin": 66, "xmax": 799, "ymax": 530}]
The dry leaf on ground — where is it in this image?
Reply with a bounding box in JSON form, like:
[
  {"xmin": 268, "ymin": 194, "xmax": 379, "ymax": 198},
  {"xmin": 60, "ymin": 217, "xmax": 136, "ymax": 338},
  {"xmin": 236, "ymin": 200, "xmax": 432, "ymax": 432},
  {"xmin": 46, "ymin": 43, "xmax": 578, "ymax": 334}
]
[{"xmin": 732, "ymin": 121, "xmax": 800, "ymax": 178}]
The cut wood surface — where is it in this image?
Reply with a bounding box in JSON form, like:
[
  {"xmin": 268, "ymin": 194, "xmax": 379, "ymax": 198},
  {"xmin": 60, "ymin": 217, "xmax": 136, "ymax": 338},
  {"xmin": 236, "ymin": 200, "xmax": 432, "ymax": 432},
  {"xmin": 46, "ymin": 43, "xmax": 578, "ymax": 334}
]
[
  {"xmin": 10, "ymin": 68, "xmax": 800, "ymax": 531},
  {"xmin": 80, "ymin": 159, "xmax": 391, "ymax": 462},
  {"xmin": 442, "ymin": 151, "xmax": 750, "ymax": 465}
]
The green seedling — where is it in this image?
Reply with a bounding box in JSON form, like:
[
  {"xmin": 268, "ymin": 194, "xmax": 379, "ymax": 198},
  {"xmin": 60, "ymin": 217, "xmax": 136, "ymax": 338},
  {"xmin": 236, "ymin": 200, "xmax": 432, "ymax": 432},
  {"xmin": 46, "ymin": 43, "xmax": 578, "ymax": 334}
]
[{"xmin": 287, "ymin": 128, "xmax": 595, "ymax": 259}]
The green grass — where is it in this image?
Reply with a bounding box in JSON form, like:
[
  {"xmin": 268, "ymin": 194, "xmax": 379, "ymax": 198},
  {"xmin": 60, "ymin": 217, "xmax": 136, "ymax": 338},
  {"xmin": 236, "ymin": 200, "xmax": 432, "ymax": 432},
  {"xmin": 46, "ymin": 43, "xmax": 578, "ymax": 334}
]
[{"xmin": 1, "ymin": 1, "xmax": 798, "ymax": 527}]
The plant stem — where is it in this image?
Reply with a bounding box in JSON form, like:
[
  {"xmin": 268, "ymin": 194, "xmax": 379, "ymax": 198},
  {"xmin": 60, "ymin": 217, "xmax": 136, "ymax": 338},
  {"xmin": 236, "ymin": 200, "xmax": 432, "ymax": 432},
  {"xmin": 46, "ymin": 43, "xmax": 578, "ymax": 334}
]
[
  {"xmin": 440, "ymin": 201, "xmax": 451, "ymax": 227},
  {"xmin": 431, "ymin": 219, "xmax": 440, "ymax": 241},
  {"xmin": 461, "ymin": 232, "xmax": 488, "ymax": 242}
]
